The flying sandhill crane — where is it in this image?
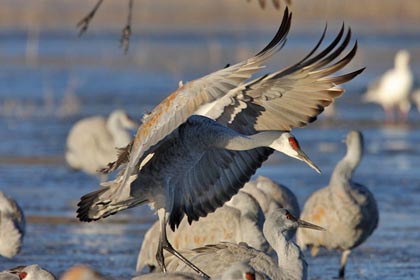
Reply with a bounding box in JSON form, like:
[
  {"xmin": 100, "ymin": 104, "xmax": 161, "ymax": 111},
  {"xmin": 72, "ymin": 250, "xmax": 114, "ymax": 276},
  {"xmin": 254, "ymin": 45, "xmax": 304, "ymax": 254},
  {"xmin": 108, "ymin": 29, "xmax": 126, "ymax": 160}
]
[
  {"xmin": 77, "ymin": 9, "xmax": 364, "ymax": 277},
  {"xmin": 362, "ymin": 50, "xmax": 413, "ymax": 123},
  {"xmin": 165, "ymin": 207, "xmax": 325, "ymax": 280},
  {"xmin": 136, "ymin": 191, "xmax": 266, "ymax": 273},
  {"xmin": 297, "ymin": 130, "xmax": 379, "ymax": 279},
  {"xmin": 0, "ymin": 191, "xmax": 25, "ymax": 259},
  {"xmin": 65, "ymin": 109, "xmax": 138, "ymax": 179},
  {"xmin": 133, "ymin": 262, "xmax": 256, "ymax": 280}
]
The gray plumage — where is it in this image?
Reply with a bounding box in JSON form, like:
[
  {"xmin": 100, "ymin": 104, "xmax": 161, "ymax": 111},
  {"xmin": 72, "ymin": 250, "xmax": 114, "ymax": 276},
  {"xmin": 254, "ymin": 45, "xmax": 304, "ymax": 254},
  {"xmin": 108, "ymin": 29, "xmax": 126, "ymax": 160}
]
[
  {"xmin": 65, "ymin": 109, "xmax": 137, "ymax": 176},
  {"xmin": 0, "ymin": 192, "xmax": 25, "ymax": 259},
  {"xmin": 296, "ymin": 130, "xmax": 379, "ymax": 278},
  {"xmin": 0, "ymin": 272, "xmax": 19, "ymax": 280},
  {"xmin": 165, "ymin": 207, "xmax": 325, "ymax": 280},
  {"xmin": 241, "ymin": 175, "xmax": 300, "ymax": 239},
  {"xmin": 77, "ymin": 9, "xmax": 363, "ymax": 275},
  {"xmin": 134, "ymin": 262, "xmax": 256, "ymax": 280},
  {"xmin": 136, "ymin": 191, "xmax": 266, "ymax": 272}
]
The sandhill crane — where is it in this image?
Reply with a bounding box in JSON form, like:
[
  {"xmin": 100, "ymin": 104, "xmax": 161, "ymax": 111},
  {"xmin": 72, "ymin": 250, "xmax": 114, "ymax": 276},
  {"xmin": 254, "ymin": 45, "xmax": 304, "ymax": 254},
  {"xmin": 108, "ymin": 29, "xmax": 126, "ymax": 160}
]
[
  {"xmin": 362, "ymin": 50, "xmax": 413, "ymax": 123},
  {"xmin": 65, "ymin": 109, "xmax": 138, "ymax": 179},
  {"xmin": 134, "ymin": 262, "xmax": 256, "ymax": 280},
  {"xmin": 241, "ymin": 175, "xmax": 299, "ymax": 239},
  {"xmin": 77, "ymin": 9, "xmax": 363, "ymax": 276},
  {"xmin": 60, "ymin": 265, "xmax": 107, "ymax": 280},
  {"xmin": 0, "ymin": 192, "xmax": 25, "ymax": 259},
  {"xmin": 165, "ymin": 207, "xmax": 324, "ymax": 280},
  {"xmin": 2, "ymin": 265, "xmax": 56, "ymax": 280},
  {"xmin": 136, "ymin": 191, "xmax": 266, "ymax": 272},
  {"xmin": 296, "ymin": 130, "xmax": 379, "ymax": 279}
]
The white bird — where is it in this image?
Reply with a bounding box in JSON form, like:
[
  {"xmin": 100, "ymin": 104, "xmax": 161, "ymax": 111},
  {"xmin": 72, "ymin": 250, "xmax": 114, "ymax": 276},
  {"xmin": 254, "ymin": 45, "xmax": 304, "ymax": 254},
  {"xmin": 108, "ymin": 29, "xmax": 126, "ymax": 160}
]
[
  {"xmin": 65, "ymin": 109, "xmax": 138, "ymax": 178},
  {"xmin": 60, "ymin": 265, "xmax": 107, "ymax": 280},
  {"xmin": 165, "ymin": 207, "xmax": 325, "ymax": 280},
  {"xmin": 136, "ymin": 191, "xmax": 266, "ymax": 273},
  {"xmin": 362, "ymin": 50, "xmax": 413, "ymax": 123},
  {"xmin": 77, "ymin": 9, "xmax": 363, "ymax": 277},
  {"xmin": 2, "ymin": 265, "xmax": 56, "ymax": 280},
  {"xmin": 0, "ymin": 191, "xmax": 25, "ymax": 259},
  {"xmin": 133, "ymin": 262, "xmax": 256, "ymax": 280},
  {"xmin": 296, "ymin": 130, "xmax": 379, "ymax": 279}
]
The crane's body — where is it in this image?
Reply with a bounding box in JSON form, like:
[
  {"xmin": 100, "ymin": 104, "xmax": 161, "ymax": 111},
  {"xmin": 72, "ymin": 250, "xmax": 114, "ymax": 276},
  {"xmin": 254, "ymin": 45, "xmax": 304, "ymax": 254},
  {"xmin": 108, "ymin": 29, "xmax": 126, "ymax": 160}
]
[{"xmin": 297, "ymin": 131, "xmax": 379, "ymax": 278}]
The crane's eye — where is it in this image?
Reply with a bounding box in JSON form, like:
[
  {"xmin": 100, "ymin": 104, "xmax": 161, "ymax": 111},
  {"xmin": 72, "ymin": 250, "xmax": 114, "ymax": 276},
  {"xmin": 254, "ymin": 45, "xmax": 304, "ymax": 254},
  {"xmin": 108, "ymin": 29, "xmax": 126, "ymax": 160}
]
[
  {"xmin": 285, "ymin": 210, "xmax": 295, "ymax": 221},
  {"xmin": 288, "ymin": 137, "xmax": 300, "ymax": 151},
  {"xmin": 19, "ymin": 272, "xmax": 27, "ymax": 279}
]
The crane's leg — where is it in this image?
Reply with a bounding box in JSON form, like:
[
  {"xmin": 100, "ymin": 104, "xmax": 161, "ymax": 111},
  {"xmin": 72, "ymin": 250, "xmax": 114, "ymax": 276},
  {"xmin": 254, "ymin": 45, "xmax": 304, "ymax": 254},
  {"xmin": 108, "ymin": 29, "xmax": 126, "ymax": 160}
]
[
  {"xmin": 155, "ymin": 209, "xmax": 210, "ymax": 279},
  {"xmin": 338, "ymin": 249, "xmax": 351, "ymax": 279}
]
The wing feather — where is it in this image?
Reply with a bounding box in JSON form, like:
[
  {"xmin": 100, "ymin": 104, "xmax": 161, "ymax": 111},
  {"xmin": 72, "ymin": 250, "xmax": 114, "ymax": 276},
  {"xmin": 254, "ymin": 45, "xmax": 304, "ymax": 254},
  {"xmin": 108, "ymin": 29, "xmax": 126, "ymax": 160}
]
[{"xmin": 209, "ymin": 26, "xmax": 364, "ymax": 133}]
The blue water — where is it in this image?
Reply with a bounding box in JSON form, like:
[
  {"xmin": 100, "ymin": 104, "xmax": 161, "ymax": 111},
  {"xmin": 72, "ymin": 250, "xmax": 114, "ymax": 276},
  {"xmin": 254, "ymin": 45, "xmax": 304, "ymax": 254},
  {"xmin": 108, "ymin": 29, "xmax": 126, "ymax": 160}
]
[{"xmin": 0, "ymin": 28, "xmax": 420, "ymax": 279}]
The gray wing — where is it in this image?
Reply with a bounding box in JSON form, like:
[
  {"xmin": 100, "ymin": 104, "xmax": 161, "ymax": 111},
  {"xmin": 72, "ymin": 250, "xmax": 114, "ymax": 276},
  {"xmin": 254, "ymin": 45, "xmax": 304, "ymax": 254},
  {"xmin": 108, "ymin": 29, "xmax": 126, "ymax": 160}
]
[{"xmin": 204, "ymin": 25, "xmax": 363, "ymax": 134}]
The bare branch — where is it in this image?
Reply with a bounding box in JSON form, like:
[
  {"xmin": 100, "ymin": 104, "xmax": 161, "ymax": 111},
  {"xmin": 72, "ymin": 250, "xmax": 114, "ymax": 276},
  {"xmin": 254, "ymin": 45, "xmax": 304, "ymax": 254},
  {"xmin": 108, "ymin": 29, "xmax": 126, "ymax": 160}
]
[
  {"xmin": 77, "ymin": 0, "xmax": 105, "ymax": 37},
  {"xmin": 120, "ymin": 0, "xmax": 134, "ymax": 54}
]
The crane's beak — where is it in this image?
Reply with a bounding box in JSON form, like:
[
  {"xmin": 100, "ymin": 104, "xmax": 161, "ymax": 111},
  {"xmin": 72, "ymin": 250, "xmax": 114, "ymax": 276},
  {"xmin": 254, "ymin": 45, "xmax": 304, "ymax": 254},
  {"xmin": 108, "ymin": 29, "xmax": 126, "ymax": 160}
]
[
  {"xmin": 297, "ymin": 219, "xmax": 326, "ymax": 231},
  {"xmin": 296, "ymin": 150, "xmax": 321, "ymax": 174}
]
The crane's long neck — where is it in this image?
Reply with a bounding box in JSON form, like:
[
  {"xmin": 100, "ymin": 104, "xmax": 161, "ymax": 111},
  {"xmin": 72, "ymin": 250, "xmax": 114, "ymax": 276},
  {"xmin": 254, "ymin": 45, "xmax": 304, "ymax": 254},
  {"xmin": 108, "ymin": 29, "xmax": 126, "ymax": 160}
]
[
  {"xmin": 221, "ymin": 131, "xmax": 285, "ymax": 151},
  {"xmin": 263, "ymin": 210, "xmax": 306, "ymax": 280},
  {"xmin": 107, "ymin": 115, "xmax": 131, "ymax": 148},
  {"xmin": 330, "ymin": 139, "xmax": 362, "ymax": 189}
]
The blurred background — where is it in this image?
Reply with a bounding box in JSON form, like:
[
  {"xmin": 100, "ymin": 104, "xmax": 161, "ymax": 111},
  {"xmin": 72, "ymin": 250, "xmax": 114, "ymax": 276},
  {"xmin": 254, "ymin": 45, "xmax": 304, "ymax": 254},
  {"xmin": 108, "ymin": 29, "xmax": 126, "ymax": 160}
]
[{"xmin": 0, "ymin": 0, "xmax": 419, "ymax": 279}]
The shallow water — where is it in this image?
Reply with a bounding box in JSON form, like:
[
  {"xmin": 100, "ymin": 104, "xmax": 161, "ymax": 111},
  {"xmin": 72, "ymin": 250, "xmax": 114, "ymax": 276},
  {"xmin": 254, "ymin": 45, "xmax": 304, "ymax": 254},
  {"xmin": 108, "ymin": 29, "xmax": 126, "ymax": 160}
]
[{"xmin": 0, "ymin": 28, "xmax": 420, "ymax": 279}]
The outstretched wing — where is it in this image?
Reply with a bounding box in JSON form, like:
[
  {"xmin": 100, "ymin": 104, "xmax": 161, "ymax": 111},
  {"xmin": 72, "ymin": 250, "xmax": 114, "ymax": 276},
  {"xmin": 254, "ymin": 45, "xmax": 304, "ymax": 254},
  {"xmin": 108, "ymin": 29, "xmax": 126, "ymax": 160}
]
[
  {"xmin": 167, "ymin": 25, "xmax": 364, "ymax": 228},
  {"xmin": 201, "ymin": 25, "xmax": 364, "ymax": 134}
]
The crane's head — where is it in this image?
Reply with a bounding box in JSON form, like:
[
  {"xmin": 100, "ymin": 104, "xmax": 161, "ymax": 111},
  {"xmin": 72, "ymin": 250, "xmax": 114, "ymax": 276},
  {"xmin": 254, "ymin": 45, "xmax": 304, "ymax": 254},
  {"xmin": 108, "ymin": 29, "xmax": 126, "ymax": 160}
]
[
  {"xmin": 268, "ymin": 207, "xmax": 326, "ymax": 233},
  {"xmin": 270, "ymin": 132, "xmax": 321, "ymax": 173}
]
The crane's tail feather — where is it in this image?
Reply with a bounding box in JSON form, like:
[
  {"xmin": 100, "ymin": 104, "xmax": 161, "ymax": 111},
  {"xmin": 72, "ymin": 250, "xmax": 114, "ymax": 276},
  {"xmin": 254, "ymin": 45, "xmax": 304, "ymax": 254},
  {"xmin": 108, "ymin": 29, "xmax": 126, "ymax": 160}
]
[{"xmin": 76, "ymin": 185, "xmax": 146, "ymax": 222}]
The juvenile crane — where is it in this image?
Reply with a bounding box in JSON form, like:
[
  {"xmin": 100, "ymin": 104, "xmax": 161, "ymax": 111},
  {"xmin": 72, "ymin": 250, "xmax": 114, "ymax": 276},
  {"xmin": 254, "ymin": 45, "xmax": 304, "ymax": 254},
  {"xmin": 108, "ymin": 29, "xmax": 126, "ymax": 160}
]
[
  {"xmin": 77, "ymin": 9, "xmax": 364, "ymax": 276},
  {"xmin": 297, "ymin": 130, "xmax": 379, "ymax": 278}
]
